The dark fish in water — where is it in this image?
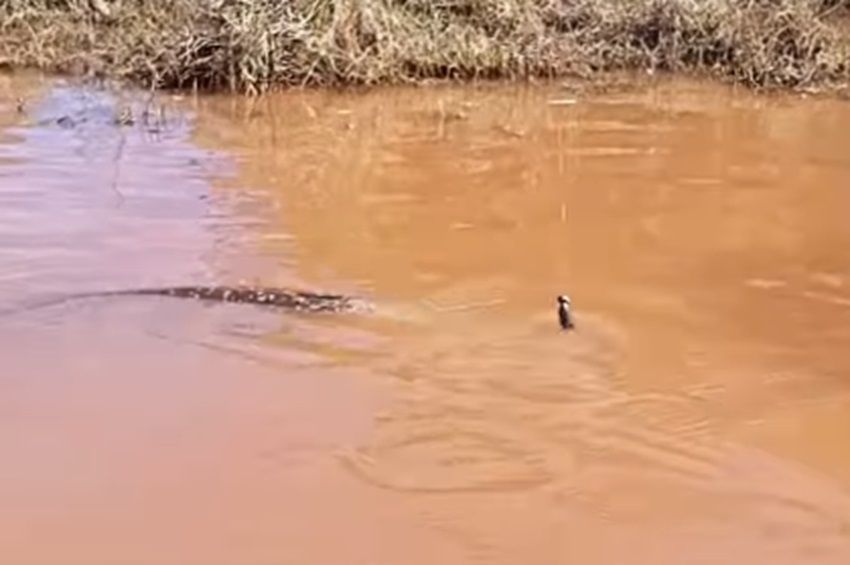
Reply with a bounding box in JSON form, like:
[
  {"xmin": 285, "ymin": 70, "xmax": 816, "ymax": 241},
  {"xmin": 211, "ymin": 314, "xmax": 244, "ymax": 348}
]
[
  {"xmin": 557, "ymin": 294, "xmax": 574, "ymax": 330},
  {"xmin": 112, "ymin": 286, "xmax": 360, "ymax": 312},
  {"xmin": 2, "ymin": 285, "xmax": 569, "ymax": 331},
  {"xmin": 0, "ymin": 285, "xmax": 369, "ymax": 318}
]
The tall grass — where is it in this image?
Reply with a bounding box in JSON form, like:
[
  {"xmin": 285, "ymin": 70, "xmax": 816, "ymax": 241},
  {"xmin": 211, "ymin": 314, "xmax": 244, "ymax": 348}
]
[{"xmin": 1, "ymin": 0, "xmax": 848, "ymax": 93}]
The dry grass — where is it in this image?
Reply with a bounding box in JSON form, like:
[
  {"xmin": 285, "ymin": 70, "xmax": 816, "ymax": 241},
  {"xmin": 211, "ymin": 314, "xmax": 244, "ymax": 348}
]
[{"xmin": 1, "ymin": 0, "xmax": 848, "ymax": 93}]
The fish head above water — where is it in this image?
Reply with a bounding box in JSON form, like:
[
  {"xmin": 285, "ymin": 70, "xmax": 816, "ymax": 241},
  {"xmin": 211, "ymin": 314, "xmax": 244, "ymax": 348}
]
[{"xmin": 557, "ymin": 294, "xmax": 574, "ymax": 330}]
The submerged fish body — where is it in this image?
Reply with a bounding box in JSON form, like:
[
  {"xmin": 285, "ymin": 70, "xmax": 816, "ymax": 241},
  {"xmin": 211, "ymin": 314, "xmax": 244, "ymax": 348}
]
[
  {"xmin": 110, "ymin": 286, "xmax": 366, "ymax": 313},
  {"xmin": 4, "ymin": 286, "xmax": 570, "ymax": 331},
  {"xmin": 1, "ymin": 285, "xmax": 373, "ymax": 318}
]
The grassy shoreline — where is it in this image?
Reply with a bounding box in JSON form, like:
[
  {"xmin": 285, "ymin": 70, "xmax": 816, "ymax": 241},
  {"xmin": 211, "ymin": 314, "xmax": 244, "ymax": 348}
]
[{"xmin": 1, "ymin": 1, "xmax": 848, "ymax": 94}]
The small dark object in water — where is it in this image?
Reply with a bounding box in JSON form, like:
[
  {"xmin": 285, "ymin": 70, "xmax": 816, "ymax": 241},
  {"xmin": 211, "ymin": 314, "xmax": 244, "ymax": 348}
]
[
  {"xmin": 56, "ymin": 115, "xmax": 76, "ymax": 129},
  {"xmin": 114, "ymin": 107, "xmax": 134, "ymax": 126},
  {"xmin": 557, "ymin": 294, "xmax": 573, "ymax": 330}
]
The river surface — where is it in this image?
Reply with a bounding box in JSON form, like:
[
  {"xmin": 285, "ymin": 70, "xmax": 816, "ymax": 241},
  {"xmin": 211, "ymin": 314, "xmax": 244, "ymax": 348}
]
[{"xmin": 2, "ymin": 72, "xmax": 850, "ymax": 564}]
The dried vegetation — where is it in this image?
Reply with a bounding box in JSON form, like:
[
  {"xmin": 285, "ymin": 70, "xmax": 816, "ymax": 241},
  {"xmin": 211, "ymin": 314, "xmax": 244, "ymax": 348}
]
[{"xmin": 1, "ymin": 0, "xmax": 848, "ymax": 93}]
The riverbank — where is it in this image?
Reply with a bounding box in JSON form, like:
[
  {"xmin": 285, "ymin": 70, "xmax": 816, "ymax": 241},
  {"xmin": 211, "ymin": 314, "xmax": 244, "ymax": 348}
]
[{"xmin": 1, "ymin": 0, "xmax": 848, "ymax": 93}]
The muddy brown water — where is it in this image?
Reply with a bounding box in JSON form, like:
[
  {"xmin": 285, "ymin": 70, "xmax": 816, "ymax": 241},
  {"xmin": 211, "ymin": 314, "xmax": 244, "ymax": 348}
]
[{"xmin": 2, "ymin": 72, "xmax": 850, "ymax": 564}]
